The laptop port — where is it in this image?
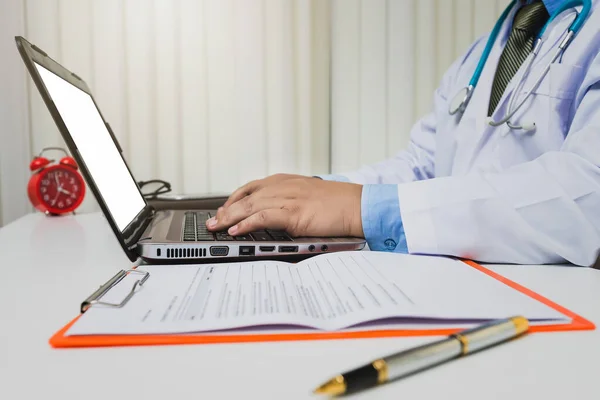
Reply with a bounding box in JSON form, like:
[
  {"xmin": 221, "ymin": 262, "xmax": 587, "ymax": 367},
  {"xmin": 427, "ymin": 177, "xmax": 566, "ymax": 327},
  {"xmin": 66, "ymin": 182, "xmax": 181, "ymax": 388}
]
[
  {"xmin": 308, "ymin": 245, "xmax": 315, "ymax": 252},
  {"xmin": 259, "ymin": 246, "xmax": 275, "ymax": 252},
  {"xmin": 278, "ymin": 246, "xmax": 298, "ymax": 253},
  {"xmin": 321, "ymin": 244, "xmax": 328, "ymax": 251},
  {"xmin": 210, "ymin": 246, "xmax": 229, "ymax": 256},
  {"xmin": 240, "ymin": 246, "xmax": 255, "ymax": 256}
]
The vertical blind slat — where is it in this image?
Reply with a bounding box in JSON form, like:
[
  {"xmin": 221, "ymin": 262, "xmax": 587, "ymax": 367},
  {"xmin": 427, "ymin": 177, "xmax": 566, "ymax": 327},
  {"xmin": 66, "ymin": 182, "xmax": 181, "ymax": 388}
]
[
  {"xmin": 294, "ymin": 0, "xmax": 313, "ymax": 175},
  {"xmin": 415, "ymin": 0, "xmax": 437, "ymax": 119},
  {"xmin": 155, "ymin": 0, "xmax": 182, "ymax": 191},
  {"xmin": 234, "ymin": 0, "xmax": 268, "ymax": 184},
  {"xmin": 205, "ymin": 0, "xmax": 238, "ymax": 192},
  {"xmin": 26, "ymin": 0, "xmax": 61, "ymax": 156},
  {"xmin": 124, "ymin": 0, "xmax": 157, "ymax": 182},
  {"xmin": 386, "ymin": 0, "xmax": 415, "ymax": 156},
  {"xmin": 359, "ymin": 0, "xmax": 387, "ymax": 166},
  {"xmin": 180, "ymin": 0, "xmax": 210, "ymax": 193},
  {"xmin": 265, "ymin": 0, "xmax": 297, "ymax": 175},
  {"xmin": 330, "ymin": 0, "xmax": 361, "ymax": 174}
]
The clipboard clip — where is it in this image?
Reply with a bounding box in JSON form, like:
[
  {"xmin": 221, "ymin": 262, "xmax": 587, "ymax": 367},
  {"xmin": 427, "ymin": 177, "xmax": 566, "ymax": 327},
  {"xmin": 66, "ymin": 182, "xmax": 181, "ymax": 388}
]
[{"xmin": 81, "ymin": 269, "xmax": 150, "ymax": 313}]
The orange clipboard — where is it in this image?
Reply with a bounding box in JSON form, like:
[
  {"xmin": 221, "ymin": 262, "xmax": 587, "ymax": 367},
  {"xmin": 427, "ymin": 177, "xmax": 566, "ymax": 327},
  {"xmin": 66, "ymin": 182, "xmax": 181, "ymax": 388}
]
[{"xmin": 49, "ymin": 259, "xmax": 595, "ymax": 349}]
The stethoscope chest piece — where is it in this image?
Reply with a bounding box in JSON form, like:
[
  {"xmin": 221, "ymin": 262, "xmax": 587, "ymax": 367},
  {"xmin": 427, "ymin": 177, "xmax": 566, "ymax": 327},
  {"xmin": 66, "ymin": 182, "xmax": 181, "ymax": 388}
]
[{"xmin": 449, "ymin": 86, "xmax": 474, "ymax": 115}]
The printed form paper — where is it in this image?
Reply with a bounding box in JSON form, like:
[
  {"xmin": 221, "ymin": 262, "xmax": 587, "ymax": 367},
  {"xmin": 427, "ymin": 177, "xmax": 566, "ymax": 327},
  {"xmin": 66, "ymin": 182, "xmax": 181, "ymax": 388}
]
[{"xmin": 67, "ymin": 252, "xmax": 568, "ymax": 336}]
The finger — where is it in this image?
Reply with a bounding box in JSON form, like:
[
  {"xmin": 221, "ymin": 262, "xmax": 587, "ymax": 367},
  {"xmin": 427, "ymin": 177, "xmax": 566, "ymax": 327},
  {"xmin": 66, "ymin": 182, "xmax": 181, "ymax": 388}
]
[
  {"xmin": 228, "ymin": 209, "xmax": 292, "ymax": 236},
  {"xmin": 223, "ymin": 180, "xmax": 261, "ymax": 208},
  {"xmin": 215, "ymin": 207, "xmax": 224, "ymax": 221},
  {"xmin": 208, "ymin": 195, "xmax": 285, "ymax": 231}
]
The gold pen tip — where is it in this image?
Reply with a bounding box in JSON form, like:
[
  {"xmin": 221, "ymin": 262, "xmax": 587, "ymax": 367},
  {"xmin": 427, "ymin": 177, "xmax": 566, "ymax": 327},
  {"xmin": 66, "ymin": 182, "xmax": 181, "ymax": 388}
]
[
  {"xmin": 511, "ymin": 316, "xmax": 529, "ymax": 335},
  {"xmin": 314, "ymin": 375, "xmax": 346, "ymax": 396}
]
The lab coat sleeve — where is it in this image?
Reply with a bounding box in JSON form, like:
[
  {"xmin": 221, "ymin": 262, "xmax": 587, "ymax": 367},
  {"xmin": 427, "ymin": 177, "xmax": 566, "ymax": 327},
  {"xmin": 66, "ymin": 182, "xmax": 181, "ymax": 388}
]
[
  {"xmin": 319, "ymin": 37, "xmax": 487, "ymax": 185},
  {"xmin": 318, "ymin": 96, "xmax": 440, "ymax": 184},
  {"xmin": 319, "ymin": 106, "xmax": 436, "ymax": 184},
  {"xmin": 399, "ymin": 60, "xmax": 600, "ymax": 266}
]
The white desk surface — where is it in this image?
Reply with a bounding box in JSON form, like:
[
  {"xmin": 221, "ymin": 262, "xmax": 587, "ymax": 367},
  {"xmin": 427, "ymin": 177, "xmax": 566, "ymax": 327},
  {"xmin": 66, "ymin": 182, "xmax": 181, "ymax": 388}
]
[{"xmin": 1, "ymin": 212, "xmax": 599, "ymax": 400}]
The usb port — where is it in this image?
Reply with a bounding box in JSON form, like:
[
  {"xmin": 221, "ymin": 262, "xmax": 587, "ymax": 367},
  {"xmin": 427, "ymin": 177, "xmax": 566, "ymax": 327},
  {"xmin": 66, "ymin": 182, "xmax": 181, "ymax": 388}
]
[
  {"xmin": 278, "ymin": 246, "xmax": 298, "ymax": 253},
  {"xmin": 259, "ymin": 246, "xmax": 275, "ymax": 252},
  {"xmin": 239, "ymin": 246, "xmax": 255, "ymax": 256}
]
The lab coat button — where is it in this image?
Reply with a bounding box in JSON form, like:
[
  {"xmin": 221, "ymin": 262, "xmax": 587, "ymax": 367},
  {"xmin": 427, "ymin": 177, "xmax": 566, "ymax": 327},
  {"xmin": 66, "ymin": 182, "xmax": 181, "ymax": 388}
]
[{"xmin": 384, "ymin": 239, "xmax": 397, "ymax": 250}]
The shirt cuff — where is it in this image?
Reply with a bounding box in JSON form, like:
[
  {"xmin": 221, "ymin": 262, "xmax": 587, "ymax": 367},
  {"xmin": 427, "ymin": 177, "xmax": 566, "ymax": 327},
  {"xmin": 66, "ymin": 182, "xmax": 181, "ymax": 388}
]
[
  {"xmin": 361, "ymin": 184, "xmax": 408, "ymax": 252},
  {"xmin": 315, "ymin": 174, "xmax": 351, "ymax": 183}
]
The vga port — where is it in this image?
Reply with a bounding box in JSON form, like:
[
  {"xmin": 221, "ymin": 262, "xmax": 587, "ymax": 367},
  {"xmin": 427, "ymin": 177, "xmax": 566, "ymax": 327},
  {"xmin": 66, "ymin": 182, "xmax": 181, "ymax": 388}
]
[{"xmin": 210, "ymin": 246, "xmax": 229, "ymax": 256}]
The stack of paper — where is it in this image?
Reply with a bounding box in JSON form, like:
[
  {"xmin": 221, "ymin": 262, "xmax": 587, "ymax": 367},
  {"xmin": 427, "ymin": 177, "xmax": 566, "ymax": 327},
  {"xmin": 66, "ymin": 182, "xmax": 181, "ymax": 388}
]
[{"xmin": 66, "ymin": 252, "xmax": 568, "ymax": 336}]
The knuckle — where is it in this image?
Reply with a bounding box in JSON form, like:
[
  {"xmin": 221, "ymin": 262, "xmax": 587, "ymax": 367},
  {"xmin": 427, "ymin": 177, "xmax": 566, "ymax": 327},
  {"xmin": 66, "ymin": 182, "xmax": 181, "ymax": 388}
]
[
  {"xmin": 219, "ymin": 210, "xmax": 229, "ymax": 224},
  {"xmin": 242, "ymin": 197, "xmax": 253, "ymax": 214},
  {"xmin": 234, "ymin": 184, "xmax": 252, "ymax": 198},
  {"xmin": 284, "ymin": 203, "xmax": 301, "ymax": 214},
  {"xmin": 256, "ymin": 210, "xmax": 269, "ymax": 224},
  {"xmin": 281, "ymin": 201, "xmax": 301, "ymax": 215}
]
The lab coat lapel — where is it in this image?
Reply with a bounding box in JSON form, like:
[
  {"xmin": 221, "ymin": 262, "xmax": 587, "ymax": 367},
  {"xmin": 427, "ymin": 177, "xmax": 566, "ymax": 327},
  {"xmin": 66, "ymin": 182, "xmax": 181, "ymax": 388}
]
[{"xmin": 452, "ymin": 5, "xmax": 576, "ymax": 176}]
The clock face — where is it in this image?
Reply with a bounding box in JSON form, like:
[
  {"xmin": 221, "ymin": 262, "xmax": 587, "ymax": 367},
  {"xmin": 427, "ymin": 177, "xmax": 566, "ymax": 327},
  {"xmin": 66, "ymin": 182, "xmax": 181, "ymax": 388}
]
[{"xmin": 37, "ymin": 166, "xmax": 85, "ymax": 213}]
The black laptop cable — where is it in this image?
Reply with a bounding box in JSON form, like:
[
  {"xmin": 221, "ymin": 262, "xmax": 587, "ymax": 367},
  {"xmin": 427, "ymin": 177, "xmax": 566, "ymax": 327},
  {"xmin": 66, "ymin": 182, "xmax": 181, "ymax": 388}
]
[{"xmin": 138, "ymin": 179, "xmax": 172, "ymax": 200}]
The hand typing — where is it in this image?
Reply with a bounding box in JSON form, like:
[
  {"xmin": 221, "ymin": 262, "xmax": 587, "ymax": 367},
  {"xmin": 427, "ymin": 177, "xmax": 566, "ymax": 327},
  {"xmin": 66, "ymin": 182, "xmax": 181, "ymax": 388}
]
[{"xmin": 206, "ymin": 174, "xmax": 364, "ymax": 238}]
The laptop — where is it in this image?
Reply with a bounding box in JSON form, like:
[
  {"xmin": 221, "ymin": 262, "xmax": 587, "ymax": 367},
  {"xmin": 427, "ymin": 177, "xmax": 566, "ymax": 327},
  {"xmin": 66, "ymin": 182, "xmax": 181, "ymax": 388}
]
[{"xmin": 15, "ymin": 36, "xmax": 366, "ymax": 263}]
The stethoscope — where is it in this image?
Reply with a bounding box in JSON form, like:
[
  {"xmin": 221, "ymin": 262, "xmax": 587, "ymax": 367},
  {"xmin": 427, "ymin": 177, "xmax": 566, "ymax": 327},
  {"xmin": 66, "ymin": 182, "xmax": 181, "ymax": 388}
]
[{"xmin": 448, "ymin": 0, "xmax": 591, "ymax": 132}]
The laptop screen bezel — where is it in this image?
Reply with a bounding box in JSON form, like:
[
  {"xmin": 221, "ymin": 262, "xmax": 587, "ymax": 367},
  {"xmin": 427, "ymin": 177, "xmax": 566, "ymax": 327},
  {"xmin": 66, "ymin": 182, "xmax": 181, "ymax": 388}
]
[{"xmin": 15, "ymin": 36, "xmax": 151, "ymax": 262}]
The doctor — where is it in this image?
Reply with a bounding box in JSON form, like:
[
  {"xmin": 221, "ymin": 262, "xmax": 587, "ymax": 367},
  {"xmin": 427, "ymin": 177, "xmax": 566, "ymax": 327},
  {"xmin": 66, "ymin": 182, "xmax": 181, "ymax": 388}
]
[{"xmin": 208, "ymin": 0, "xmax": 600, "ymax": 267}]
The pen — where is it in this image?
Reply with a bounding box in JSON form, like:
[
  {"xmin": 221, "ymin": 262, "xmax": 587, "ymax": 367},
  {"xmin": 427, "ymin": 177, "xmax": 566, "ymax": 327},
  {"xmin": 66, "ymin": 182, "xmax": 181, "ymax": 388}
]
[{"xmin": 314, "ymin": 316, "xmax": 529, "ymax": 396}]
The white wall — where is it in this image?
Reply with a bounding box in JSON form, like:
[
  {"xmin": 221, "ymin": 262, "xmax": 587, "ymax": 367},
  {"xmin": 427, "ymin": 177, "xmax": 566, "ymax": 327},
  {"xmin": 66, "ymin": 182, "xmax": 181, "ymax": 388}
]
[
  {"xmin": 330, "ymin": 0, "xmax": 510, "ymax": 173},
  {"xmin": 0, "ymin": 0, "xmax": 330, "ymax": 225},
  {"xmin": 0, "ymin": 0, "xmax": 509, "ymax": 226},
  {"xmin": 0, "ymin": 0, "xmax": 31, "ymax": 227}
]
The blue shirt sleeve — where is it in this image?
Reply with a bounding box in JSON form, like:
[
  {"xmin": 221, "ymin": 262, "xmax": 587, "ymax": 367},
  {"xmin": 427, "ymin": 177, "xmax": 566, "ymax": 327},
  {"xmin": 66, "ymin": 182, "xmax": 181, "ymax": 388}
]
[{"xmin": 361, "ymin": 184, "xmax": 408, "ymax": 253}]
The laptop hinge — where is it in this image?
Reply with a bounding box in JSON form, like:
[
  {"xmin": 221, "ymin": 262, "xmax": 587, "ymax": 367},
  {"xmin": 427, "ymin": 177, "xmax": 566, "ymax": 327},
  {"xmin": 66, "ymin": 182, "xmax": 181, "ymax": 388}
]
[
  {"xmin": 134, "ymin": 207, "xmax": 155, "ymax": 243},
  {"xmin": 123, "ymin": 205, "xmax": 155, "ymax": 249}
]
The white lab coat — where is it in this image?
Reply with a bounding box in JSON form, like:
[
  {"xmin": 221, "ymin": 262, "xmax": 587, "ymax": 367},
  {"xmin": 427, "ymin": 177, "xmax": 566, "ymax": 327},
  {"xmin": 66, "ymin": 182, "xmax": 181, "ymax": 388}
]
[{"xmin": 340, "ymin": 3, "xmax": 600, "ymax": 266}]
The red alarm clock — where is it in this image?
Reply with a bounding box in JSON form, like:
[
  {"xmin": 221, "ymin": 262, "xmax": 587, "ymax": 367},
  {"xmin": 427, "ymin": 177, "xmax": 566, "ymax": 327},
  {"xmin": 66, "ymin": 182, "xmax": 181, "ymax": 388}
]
[{"xmin": 27, "ymin": 147, "xmax": 86, "ymax": 215}]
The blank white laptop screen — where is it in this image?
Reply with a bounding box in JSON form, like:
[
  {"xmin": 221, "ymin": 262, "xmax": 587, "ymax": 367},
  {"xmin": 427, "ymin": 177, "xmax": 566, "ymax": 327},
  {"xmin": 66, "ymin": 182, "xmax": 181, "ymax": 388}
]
[{"xmin": 34, "ymin": 63, "xmax": 146, "ymax": 231}]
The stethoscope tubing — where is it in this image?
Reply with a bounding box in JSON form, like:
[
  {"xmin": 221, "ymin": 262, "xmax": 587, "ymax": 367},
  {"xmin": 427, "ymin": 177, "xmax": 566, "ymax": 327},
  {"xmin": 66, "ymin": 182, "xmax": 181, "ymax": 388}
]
[{"xmin": 448, "ymin": 0, "xmax": 590, "ymax": 129}]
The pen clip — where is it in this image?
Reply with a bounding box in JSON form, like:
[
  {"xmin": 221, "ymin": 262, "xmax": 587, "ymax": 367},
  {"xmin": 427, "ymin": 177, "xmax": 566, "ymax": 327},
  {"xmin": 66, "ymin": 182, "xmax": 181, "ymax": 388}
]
[{"xmin": 80, "ymin": 269, "xmax": 150, "ymax": 313}]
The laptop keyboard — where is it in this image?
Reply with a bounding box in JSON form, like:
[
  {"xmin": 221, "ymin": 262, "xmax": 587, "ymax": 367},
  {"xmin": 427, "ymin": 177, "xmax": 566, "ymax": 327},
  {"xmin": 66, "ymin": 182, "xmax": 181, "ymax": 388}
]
[{"xmin": 183, "ymin": 211, "xmax": 292, "ymax": 242}]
